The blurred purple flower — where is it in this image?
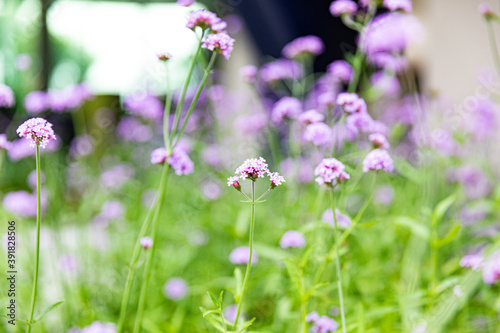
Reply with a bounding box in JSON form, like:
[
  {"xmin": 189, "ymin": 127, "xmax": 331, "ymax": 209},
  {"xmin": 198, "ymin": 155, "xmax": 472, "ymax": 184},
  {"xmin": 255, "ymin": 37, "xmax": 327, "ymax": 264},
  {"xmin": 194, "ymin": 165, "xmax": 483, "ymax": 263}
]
[
  {"xmin": 482, "ymin": 251, "xmax": 500, "ymax": 284},
  {"xmin": 280, "ymin": 230, "xmax": 306, "ymax": 248},
  {"xmin": 15, "ymin": 54, "xmax": 32, "ymax": 71},
  {"xmin": 312, "ymin": 315, "xmax": 339, "ymax": 333},
  {"xmin": 0, "ymin": 134, "xmax": 11, "ymax": 151},
  {"xmin": 163, "ymin": 277, "xmax": 189, "ymax": 300},
  {"xmin": 369, "ymin": 133, "xmax": 390, "ymax": 149},
  {"xmin": 0, "ymin": 83, "xmax": 15, "ymax": 108},
  {"xmin": 240, "ymin": 65, "xmax": 258, "ymax": 83},
  {"xmin": 201, "ymin": 180, "xmax": 222, "ymax": 200},
  {"xmin": 336, "ymin": 92, "xmax": 367, "ymax": 113},
  {"xmin": 346, "ymin": 112, "xmax": 374, "ymax": 134},
  {"xmin": 168, "ymin": 147, "xmax": 194, "ymax": 176},
  {"xmin": 235, "ymin": 113, "xmax": 268, "ymax": 135},
  {"xmin": 177, "ymin": 0, "xmax": 195, "ymax": 6},
  {"xmin": 327, "ymin": 60, "xmax": 353, "ymax": 83},
  {"xmin": 330, "ymin": 0, "xmax": 358, "ymax": 16},
  {"xmin": 298, "ymin": 109, "xmax": 325, "ymax": 124},
  {"xmin": 186, "ymin": 9, "xmax": 227, "ymax": 32},
  {"xmin": 229, "ymin": 246, "xmax": 258, "ymax": 265},
  {"xmin": 3, "ymin": 190, "xmax": 47, "ymax": 217},
  {"xmin": 383, "ymin": 0, "xmax": 412, "ymax": 12},
  {"xmin": 315, "ymin": 158, "xmax": 350, "ymax": 186},
  {"xmin": 27, "ymin": 170, "xmax": 44, "ymax": 189},
  {"xmin": 140, "ymin": 236, "xmax": 153, "ymax": 249},
  {"xmin": 304, "ymin": 122, "xmax": 333, "ymax": 147},
  {"xmin": 460, "ymin": 253, "xmax": 483, "ymax": 271},
  {"xmin": 464, "ymin": 99, "xmax": 497, "ymax": 140},
  {"xmin": 459, "ymin": 204, "xmax": 489, "ymax": 225},
  {"xmin": 59, "ymin": 254, "xmax": 79, "ymax": 274},
  {"xmin": 223, "ymin": 304, "xmax": 242, "ymax": 323},
  {"xmin": 201, "ymin": 32, "xmax": 235, "ymax": 60},
  {"xmin": 259, "ymin": 59, "xmax": 303, "ymax": 83},
  {"xmin": 116, "ymin": 117, "xmax": 153, "ymax": 143},
  {"xmin": 25, "ymin": 91, "xmax": 49, "ymax": 114},
  {"xmin": 151, "ymin": 147, "xmax": 168, "ymax": 165},
  {"xmin": 452, "ymin": 165, "xmax": 491, "ymax": 200},
  {"xmin": 100, "ymin": 164, "xmax": 134, "ymax": 189},
  {"xmin": 362, "ymin": 149, "xmax": 394, "ymax": 173},
  {"xmin": 123, "ymin": 93, "xmax": 163, "ymax": 120},
  {"xmin": 271, "ymin": 97, "xmax": 302, "ymax": 124},
  {"xmin": 282, "ymin": 35, "xmax": 325, "ymax": 59},
  {"xmin": 70, "ymin": 135, "xmax": 95, "ymax": 157},
  {"xmin": 322, "ymin": 208, "xmax": 352, "ymax": 228},
  {"xmin": 306, "ymin": 311, "xmax": 320, "ymax": 322},
  {"xmin": 100, "ymin": 200, "xmax": 124, "ymax": 220},
  {"xmin": 374, "ymin": 185, "xmax": 394, "ymax": 205},
  {"xmin": 76, "ymin": 321, "xmax": 116, "ymax": 333},
  {"xmin": 370, "ymin": 71, "xmax": 400, "ymax": 97}
]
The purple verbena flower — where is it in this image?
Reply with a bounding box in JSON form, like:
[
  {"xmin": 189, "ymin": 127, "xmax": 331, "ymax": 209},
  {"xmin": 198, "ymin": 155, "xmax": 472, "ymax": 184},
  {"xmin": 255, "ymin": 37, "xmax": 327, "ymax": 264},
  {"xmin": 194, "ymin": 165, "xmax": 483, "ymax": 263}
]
[
  {"xmin": 298, "ymin": 109, "xmax": 325, "ymax": 124},
  {"xmin": 186, "ymin": 9, "xmax": 227, "ymax": 32},
  {"xmin": 123, "ymin": 93, "xmax": 163, "ymax": 121},
  {"xmin": 234, "ymin": 157, "xmax": 270, "ymax": 180},
  {"xmin": 322, "ymin": 208, "xmax": 352, "ymax": 228},
  {"xmin": 269, "ymin": 172, "xmax": 286, "ymax": 188},
  {"xmin": 201, "ymin": 32, "xmax": 235, "ymax": 60},
  {"xmin": 229, "ymin": 246, "xmax": 258, "ymax": 265},
  {"xmin": 117, "ymin": 117, "xmax": 153, "ymax": 143},
  {"xmin": 479, "ymin": 3, "xmax": 494, "ymax": 17},
  {"xmin": 383, "ymin": 0, "xmax": 412, "ymax": 12},
  {"xmin": 140, "ymin": 236, "xmax": 153, "ymax": 249},
  {"xmin": 314, "ymin": 158, "xmax": 350, "ymax": 186},
  {"xmin": 151, "ymin": 147, "xmax": 168, "ymax": 165},
  {"xmin": 369, "ymin": 133, "xmax": 390, "ymax": 149},
  {"xmin": 259, "ymin": 59, "xmax": 303, "ymax": 83},
  {"xmin": 24, "ymin": 91, "xmax": 49, "ymax": 114},
  {"xmin": 330, "ymin": 0, "xmax": 358, "ymax": 16},
  {"xmin": 336, "ymin": 92, "xmax": 367, "ymax": 113},
  {"xmin": 70, "ymin": 135, "xmax": 95, "ymax": 157},
  {"xmin": 76, "ymin": 321, "xmax": 116, "ymax": 333},
  {"xmin": 100, "ymin": 164, "xmax": 134, "ymax": 189},
  {"xmin": 362, "ymin": 149, "xmax": 394, "ymax": 172},
  {"xmin": 240, "ymin": 65, "xmax": 258, "ymax": 83},
  {"xmin": 3, "ymin": 190, "xmax": 47, "ymax": 218},
  {"xmin": 482, "ymin": 251, "xmax": 500, "ymax": 284},
  {"xmin": 282, "ymin": 35, "xmax": 325, "ymax": 59},
  {"xmin": 306, "ymin": 311, "xmax": 320, "ymax": 323},
  {"xmin": 327, "ymin": 60, "xmax": 353, "ymax": 83},
  {"xmin": 0, "ymin": 134, "xmax": 11, "ymax": 151},
  {"xmin": 271, "ymin": 97, "xmax": 302, "ymax": 124},
  {"xmin": 163, "ymin": 277, "xmax": 189, "ymax": 300},
  {"xmin": 168, "ymin": 147, "xmax": 194, "ymax": 176},
  {"xmin": 16, "ymin": 117, "xmax": 56, "ymax": 148},
  {"xmin": 312, "ymin": 315, "xmax": 339, "ymax": 333},
  {"xmin": 304, "ymin": 122, "xmax": 333, "ymax": 147},
  {"xmin": 346, "ymin": 112, "xmax": 374, "ymax": 134},
  {"xmin": 279, "ymin": 230, "xmax": 306, "ymax": 249},
  {"xmin": 0, "ymin": 83, "xmax": 15, "ymax": 108},
  {"xmin": 177, "ymin": 0, "xmax": 195, "ymax": 7}
]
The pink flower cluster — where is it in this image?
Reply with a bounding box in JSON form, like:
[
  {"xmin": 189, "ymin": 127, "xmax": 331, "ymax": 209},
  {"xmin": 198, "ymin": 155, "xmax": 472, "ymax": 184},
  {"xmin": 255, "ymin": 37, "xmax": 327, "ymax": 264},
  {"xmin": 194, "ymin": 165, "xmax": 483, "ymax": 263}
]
[
  {"xmin": 383, "ymin": 0, "xmax": 412, "ymax": 12},
  {"xmin": 306, "ymin": 312, "xmax": 339, "ymax": 333},
  {"xmin": 201, "ymin": 32, "xmax": 235, "ymax": 60},
  {"xmin": 150, "ymin": 147, "xmax": 194, "ymax": 176},
  {"xmin": 229, "ymin": 246, "xmax": 258, "ymax": 265},
  {"xmin": 336, "ymin": 92, "xmax": 367, "ymax": 113},
  {"xmin": 314, "ymin": 158, "xmax": 350, "ymax": 186},
  {"xmin": 271, "ymin": 97, "xmax": 302, "ymax": 124},
  {"xmin": 0, "ymin": 83, "xmax": 15, "ymax": 108},
  {"xmin": 16, "ymin": 117, "xmax": 56, "ymax": 148},
  {"xmin": 123, "ymin": 93, "xmax": 163, "ymax": 120},
  {"xmin": 282, "ymin": 35, "xmax": 325, "ymax": 59},
  {"xmin": 279, "ymin": 230, "xmax": 306, "ymax": 249},
  {"xmin": 362, "ymin": 149, "xmax": 394, "ymax": 173},
  {"xmin": 186, "ymin": 9, "xmax": 227, "ymax": 32},
  {"xmin": 461, "ymin": 251, "xmax": 500, "ymax": 284},
  {"xmin": 327, "ymin": 60, "xmax": 353, "ymax": 83},
  {"xmin": 25, "ymin": 84, "xmax": 93, "ymax": 114},
  {"xmin": 329, "ymin": 0, "xmax": 358, "ymax": 16},
  {"xmin": 228, "ymin": 157, "xmax": 285, "ymax": 189}
]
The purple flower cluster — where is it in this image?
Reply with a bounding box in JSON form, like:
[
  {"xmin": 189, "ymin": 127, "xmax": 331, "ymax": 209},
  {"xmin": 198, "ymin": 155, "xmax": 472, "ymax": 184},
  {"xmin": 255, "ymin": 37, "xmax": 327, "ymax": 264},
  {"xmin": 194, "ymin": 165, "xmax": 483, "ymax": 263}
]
[
  {"xmin": 314, "ymin": 158, "xmax": 350, "ymax": 186},
  {"xmin": 228, "ymin": 157, "xmax": 285, "ymax": 189},
  {"xmin": 0, "ymin": 83, "xmax": 15, "ymax": 108},
  {"xmin": 322, "ymin": 208, "xmax": 352, "ymax": 228},
  {"xmin": 259, "ymin": 59, "xmax": 303, "ymax": 83},
  {"xmin": 336, "ymin": 93, "xmax": 367, "ymax": 113},
  {"xmin": 461, "ymin": 251, "xmax": 500, "ymax": 284},
  {"xmin": 0, "ymin": 134, "xmax": 11, "ymax": 151},
  {"xmin": 304, "ymin": 122, "xmax": 333, "ymax": 147},
  {"xmin": 25, "ymin": 84, "xmax": 92, "ymax": 114},
  {"xmin": 186, "ymin": 9, "xmax": 227, "ymax": 32},
  {"xmin": 150, "ymin": 147, "xmax": 194, "ymax": 176},
  {"xmin": 383, "ymin": 0, "xmax": 412, "ymax": 12},
  {"xmin": 362, "ymin": 149, "xmax": 394, "ymax": 173},
  {"xmin": 240, "ymin": 65, "xmax": 258, "ymax": 83},
  {"xmin": 307, "ymin": 312, "xmax": 339, "ymax": 333},
  {"xmin": 116, "ymin": 117, "xmax": 153, "ymax": 143},
  {"xmin": 163, "ymin": 277, "xmax": 189, "ymax": 300},
  {"xmin": 3, "ymin": 190, "xmax": 48, "ymax": 218},
  {"xmin": 229, "ymin": 246, "xmax": 258, "ymax": 265},
  {"xmin": 70, "ymin": 321, "xmax": 116, "ymax": 333},
  {"xmin": 327, "ymin": 60, "xmax": 353, "ymax": 83},
  {"xmin": 123, "ymin": 93, "xmax": 163, "ymax": 120},
  {"xmin": 329, "ymin": 0, "xmax": 358, "ymax": 16},
  {"xmin": 16, "ymin": 118, "xmax": 56, "ymax": 148},
  {"xmin": 271, "ymin": 97, "xmax": 302, "ymax": 124},
  {"xmin": 279, "ymin": 230, "xmax": 306, "ymax": 249},
  {"xmin": 369, "ymin": 133, "xmax": 390, "ymax": 149},
  {"xmin": 282, "ymin": 35, "xmax": 325, "ymax": 59},
  {"xmin": 298, "ymin": 110, "xmax": 325, "ymax": 124},
  {"xmin": 201, "ymin": 32, "xmax": 235, "ymax": 60}
]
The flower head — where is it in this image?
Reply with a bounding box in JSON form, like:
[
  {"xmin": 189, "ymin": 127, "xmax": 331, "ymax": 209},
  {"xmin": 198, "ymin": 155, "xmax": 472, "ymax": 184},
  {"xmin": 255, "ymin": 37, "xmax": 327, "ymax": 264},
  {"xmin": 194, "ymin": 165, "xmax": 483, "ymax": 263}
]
[
  {"xmin": 163, "ymin": 277, "xmax": 189, "ymax": 300},
  {"xmin": 298, "ymin": 110, "xmax": 325, "ymax": 124},
  {"xmin": 229, "ymin": 246, "xmax": 258, "ymax": 265},
  {"xmin": 240, "ymin": 65, "xmax": 258, "ymax": 83},
  {"xmin": 312, "ymin": 315, "xmax": 339, "ymax": 333},
  {"xmin": 362, "ymin": 149, "xmax": 394, "ymax": 172},
  {"xmin": 306, "ymin": 311, "xmax": 320, "ymax": 323},
  {"xmin": 279, "ymin": 230, "xmax": 305, "ymax": 249},
  {"xmin": 123, "ymin": 93, "xmax": 163, "ymax": 120},
  {"xmin": 383, "ymin": 0, "xmax": 412, "ymax": 12},
  {"xmin": 151, "ymin": 147, "xmax": 168, "ymax": 165},
  {"xmin": 157, "ymin": 52, "xmax": 172, "ymax": 61},
  {"xmin": 24, "ymin": 91, "xmax": 49, "ymax": 114},
  {"xmin": 177, "ymin": 0, "xmax": 195, "ymax": 6},
  {"xmin": 322, "ymin": 208, "xmax": 352, "ymax": 228},
  {"xmin": 234, "ymin": 157, "xmax": 270, "ymax": 180},
  {"xmin": 304, "ymin": 122, "xmax": 333, "ymax": 147},
  {"xmin": 479, "ymin": 2, "xmax": 495, "ymax": 18},
  {"xmin": 0, "ymin": 83, "xmax": 15, "ymax": 108},
  {"xmin": 271, "ymin": 97, "xmax": 302, "ymax": 124},
  {"xmin": 330, "ymin": 0, "xmax": 358, "ymax": 16},
  {"xmin": 140, "ymin": 236, "xmax": 153, "ymax": 249},
  {"xmin": 186, "ymin": 9, "xmax": 227, "ymax": 32},
  {"xmin": 327, "ymin": 60, "xmax": 353, "ymax": 83},
  {"xmin": 482, "ymin": 251, "xmax": 500, "ymax": 284},
  {"xmin": 260, "ymin": 59, "xmax": 303, "ymax": 83},
  {"xmin": 201, "ymin": 32, "xmax": 235, "ymax": 60},
  {"xmin": 369, "ymin": 133, "xmax": 390, "ymax": 149},
  {"xmin": 269, "ymin": 172, "xmax": 286, "ymax": 188},
  {"xmin": 336, "ymin": 92, "xmax": 367, "ymax": 113},
  {"xmin": 314, "ymin": 158, "xmax": 350, "ymax": 186},
  {"xmin": 0, "ymin": 134, "xmax": 11, "ymax": 151},
  {"xmin": 227, "ymin": 176, "xmax": 241, "ymax": 191},
  {"xmin": 168, "ymin": 147, "xmax": 194, "ymax": 176},
  {"xmin": 16, "ymin": 118, "xmax": 56, "ymax": 148},
  {"xmin": 282, "ymin": 35, "xmax": 325, "ymax": 59}
]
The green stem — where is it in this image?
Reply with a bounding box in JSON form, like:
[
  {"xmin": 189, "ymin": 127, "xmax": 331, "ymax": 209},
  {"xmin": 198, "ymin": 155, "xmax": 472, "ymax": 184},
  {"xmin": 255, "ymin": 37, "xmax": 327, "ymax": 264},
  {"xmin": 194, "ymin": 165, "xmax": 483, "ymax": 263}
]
[
  {"xmin": 170, "ymin": 42, "xmax": 203, "ymax": 143},
  {"xmin": 487, "ymin": 20, "xmax": 500, "ymax": 78},
  {"xmin": 331, "ymin": 190, "xmax": 347, "ymax": 333},
  {"xmin": 133, "ymin": 164, "xmax": 170, "ymax": 333},
  {"xmin": 172, "ymin": 52, "xmax": 217, "ymax": 148},
  {"xmin": 116, "ymin": 201, "xmax": 157, "ymax": 332},
  {"xmin": 232, "ymin": 181, "xmax": 256, "ymax": 330},
  {"xmin": 163, "ymin": 64, "xmax": 173, "ymax": 153},
  {"xmin": 27, "ymin": 145, "xmax": 41, "ymax": 333},
  {"xmin": 300, "ymin": 270, "xmax": 308, "ymax": 333}
]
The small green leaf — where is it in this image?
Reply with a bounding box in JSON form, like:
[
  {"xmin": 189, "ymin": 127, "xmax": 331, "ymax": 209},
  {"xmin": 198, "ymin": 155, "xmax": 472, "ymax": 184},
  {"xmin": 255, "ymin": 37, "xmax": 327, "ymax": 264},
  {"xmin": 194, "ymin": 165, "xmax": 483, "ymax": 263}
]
[
  {"xmin": 218, "ymin": 290, "xmax": 226, "ymax": 308},
  {"xmin": 0, "ymin": 314, "xmax": 30, "ymax": 326},
  {"xmin": 431, "ymin": 195, "xmax": 456, "ymax": 228},
  {"xmin": 33, "ymin": 300, "xmax": 64, "ymax": 323},
  {"xmin": 238, "ymin": 317, "xmax": 256, "ymax": 332},
  {"xmin": 208, "ymin": 292, "xmax": 219, "ymax": 307},
  {"xmin": 203, "ymin": 309, "xmax": 222, "ymax": 317},
  {"xmin": 434, "ymin": 225, "xmax": 461, "ymax": 248}
]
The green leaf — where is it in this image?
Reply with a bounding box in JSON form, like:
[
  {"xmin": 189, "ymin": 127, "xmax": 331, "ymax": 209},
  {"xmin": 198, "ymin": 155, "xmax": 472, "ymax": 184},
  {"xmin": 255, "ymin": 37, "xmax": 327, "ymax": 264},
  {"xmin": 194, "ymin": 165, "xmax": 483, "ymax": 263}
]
[
  {"xmin": 394, "ymin": 216, "xmax": 430, "ymax": 239},
  {"xmin": 304, "ymin": 282, "xmax": 329, "ymax": 299},
  {"xmin": 434, "ymin": 225, "xmax": 461, "ymax": 248},
  {"xmin": 208, "ymin": 292, "xmax": 219, "ymax": 307},
  {"xmin": 431, "ymin": 194, "xmax": 456, "ymax": 228},
  {"xmin": 283, "ymin": 258, "xmax": 302, "ymax": 296},
  {"xmin": 237, "ymin": 317, "xmax": 256, "ymax": 332},
  {"xmin": 0, "ymin": 314, "xmax": 30, "ymax": 326},
  {"xmin": 33, "ymin": 300, "xmax": 64, "ymax": 323},
  {"xmin": 218, "ymin": 290, "xmax": 226, "ymax": 309},
  {"xmin": 202, "ymin": 309, "xmax": 222, "ymax": 317}
]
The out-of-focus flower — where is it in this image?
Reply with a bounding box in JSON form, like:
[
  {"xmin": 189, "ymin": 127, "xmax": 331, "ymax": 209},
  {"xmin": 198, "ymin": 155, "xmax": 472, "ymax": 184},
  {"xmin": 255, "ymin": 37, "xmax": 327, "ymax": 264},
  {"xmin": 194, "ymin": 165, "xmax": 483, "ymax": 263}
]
[
  {"xmin": 201, "ymin": 32, "xmax": 235, "ymax": 60},
  {"xmin": 163, "ymin": 277, "xmax": 189, "ymax": 300},
  {"xmin": 280, "ymin": 230, "xmax": 306, "ymax": 248},
  {"xmin": 336, "ymin": 93, "xmax": 367, "ymax": 113},
  {"xmin": 27, "ymin": 170, "xmax": 44, "ymax": 189},
  {"xmin": 73, "ymin": 321, "xmax": 116, "ymax": 333},
  {"xmin": 306, "ymin": 311, "xmax": 320, "ymax": 323},
  {"xmin": 24, "ymin": 91, "xmax": 49, "ymax": 114},
  {"xmin": 260, "ymin": 59, "xmax": 303, "ymax": 83},
  {"xmin": 3, "ymin": 190, "xmax": 47, "ymax": 218},
  {"xmin": 229, "ymin": 246, "xmax": 258, "ymax": 265},
  {"xmin": 453, "ymin": 285, "xmax": 463, "ymax": 298},
  {"xmin": 304, "ymin": 122, "xmax": 333, "ymax": 147},
  {"xmin": 327, "ymin": 60, "xmax": 353, "ymax": 83},
  {"xmin": 0, "ymin": 83, "xmax": 15, "ymax": 108},
  {"xmin": 312, "ymin": 315, "xmax": 339, "ymax": 333},
  {"xmin": 460, "ymin": 253, "xmax": 483, "ymax": 271},
  {"xmin": 478, "ymin": 3, "xmax": 495, "ymax": 18},
  {"xmin": 186, "ymin": 9, "xmax": 227, "ymax": 32},
  {"xmin": 452, "ymin": 165, "xmax": 491, "ymax": 200},
  {"xmin": 322, "ymin": 208, "xmax": 352, "ymax": 228},
  {"xmin": 100, "ymin": 201, "xmax": 124, "ymax": 220},
  {"xmin": 157, "ymin": 52, "xmax": 172, "ymax": 61},
  {"xmin": 240, "ymin": 65, "xmax": 258, "ymax": 83},
  {"xmin": 116, "ymin": 117, "xmax": 153, "ymax": 143},
  {"xmin": 70, "ymin": 135, "xmax": 95, "ymax": 157},
  {"xmin": 0, "ymin": 134, "xmax": 11, "ymax": 151},
  {"xmin": 235, "ymin": 113, "xmax": 268, "ymax": 135},
  {"xmin": 201, "ymin": 180, "xmax": 222, "ymax": 200},
  {"xmin": 298, "ymin": 109, "xmax": 325, "ymax": 124},
  {"xmin": 369, "ymin": 133, "xmax": 390, "ymax": 149},
  {"xmin": 362, "ymin": 149, "xmax": 394, "ymax": 173},
  {"xmin": 140, "ymin": 236, "xmax": 153, "ymax": 249},
  {"xmin": 374, "ymin": 185, "xmax": 394, "ymax": 205},
  {"xmin": 383, "ymin": 0, "xmax": 412, "ymax": 12},
  {"xmin": 330, "ymin": 0, "xmax": 358, "ymax": 16},
  {"xmin": 100, "ymin": 164, "xmax": 134, "ymax": 189},
  {"xmin": 151, "ymin": 147, "xmax": 168, "ymax": 165},
  {"xmin": 48, "ymin": 84, "xmax": 93, "ymax": 112},
  {"xmin": 370, "ymin": 71, "xmax": 401, "ymax": 96},
  {"xmin": 464, "ymin": 99, "xmax": 497, "ymax": 140},
  {"xmin": 16, "ymin": 118, "xmax": 56, "ymax": 148},
  {"xmin": 123, "ymin": 93, "xmax": 163, "ymax": 120},
  {"xmin": 314, "ymin": 158, "xmax": 350, "ymax": 186},
  {"xmin": 168, "ymin": 147, "xmax": 194, "ymax": 176},
  {"xmin": 8, "ymin": 138, "xmax": 60, "ymax": 161},
  {"xmin": 271, "ymin": 97, "xmax": 302, "ymax": 124},
  {"xmin": 282, "ymin": 35, "xmax": 325, "ymax": 59},
  {"xmin": 223, "ymin": 304, "xmax": 242, "ymax": 323},
  {"xmin": 482, "ymin": 251, "xmax": 500, "ymax": 284},
  {"xmin": 15, "ymin": 54, "xmax": 32, "ymax": 71},
  {"xmin": 59, "ymin": 254, "xmax": 79, "ymax": 274},
  {"xmin": 177, "ymin": 0, "xmax": 195, "ymax": 6},
  {"xmin": 346, "ymin": 112, "xmax": 374, "ymax": 134},
  {"xmin": 459, "ymin": 204, "xmax": 489, "ymax": 225}
]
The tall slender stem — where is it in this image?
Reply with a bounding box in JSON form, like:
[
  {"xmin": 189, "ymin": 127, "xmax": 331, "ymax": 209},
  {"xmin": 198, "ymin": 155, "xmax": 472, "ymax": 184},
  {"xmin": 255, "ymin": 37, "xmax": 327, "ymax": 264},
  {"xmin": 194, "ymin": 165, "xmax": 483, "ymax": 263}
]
[
  {"xmin": 331, "ymin": 190, "xmax": 347, "ymax": 333},
  {"xmin": 133, "ymin": 164, "xmax": 170, "ymax": 333},
  {"xmin": 172, "ymin": 52, "xmax": 217, "ymax": 148},
  {"xmin": 232, "ymin": 181, "xmax": 256, "ymax": 330},
  {"xmin": 163, "ymin": 64, "xmax": 173, "ymax": 153},
  {"xmin": 487, "ymin": 20, "xmax": 500, "ymax": 78},
  {"xmin": 27, "ymin": 145, "xmax": 41, "ymax": 333}
]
